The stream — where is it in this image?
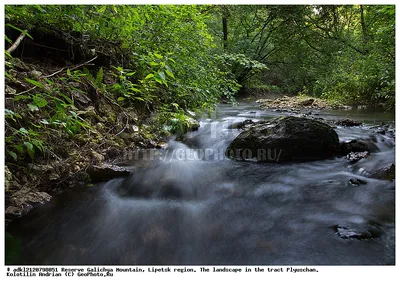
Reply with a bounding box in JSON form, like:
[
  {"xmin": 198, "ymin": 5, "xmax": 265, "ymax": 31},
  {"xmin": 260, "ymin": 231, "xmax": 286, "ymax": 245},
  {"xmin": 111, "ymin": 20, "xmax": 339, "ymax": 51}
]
[{"xmin": 6, "ymin": 102, "xmax": 395, "ymax": 265}]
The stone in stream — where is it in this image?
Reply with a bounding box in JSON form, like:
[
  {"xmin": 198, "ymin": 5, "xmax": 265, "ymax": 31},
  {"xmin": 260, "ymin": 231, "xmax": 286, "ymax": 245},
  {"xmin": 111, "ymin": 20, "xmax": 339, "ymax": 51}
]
[
  {"xmin": 368, "ymin": 164, "xmax": 395, "ymax": 181},
  {"xmin": 336, "ymin": 118, "xmax": 362, "ymax": 127},
  {"xmin": 186, "ymin": 117, "xmax": 200, "ymax": 131},
  {"xmin": 348, "ymin": 178, "xmax": 368, "ymax": 186},
  {"xmin": 339, "ymin": 140, "xmax": 370, "ymax": 155},
  {"xmin": 87, "ymin": 163, "xmax": 131, "ymax": 182},
  {"xmin": 228, "ymin": 119, "xmax": 255, "ymax": 129},
  {"xmin": 347, "ymin": 151, "xmax": 369, "ymax": 163},
  {"xmin": 332, "ymin": 225, "xmax": 383, "ymax": 240},
  {"xmin": 226, "ymin": 116, "xmax": 340, "ymax": 162}
]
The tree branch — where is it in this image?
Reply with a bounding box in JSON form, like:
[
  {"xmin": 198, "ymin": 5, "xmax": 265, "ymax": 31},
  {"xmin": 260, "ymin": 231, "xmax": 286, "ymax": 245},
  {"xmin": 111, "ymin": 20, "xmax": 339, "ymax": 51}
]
[{"xmin": 7, "ymin": 30, "xmax": 28, "ymax": 54}]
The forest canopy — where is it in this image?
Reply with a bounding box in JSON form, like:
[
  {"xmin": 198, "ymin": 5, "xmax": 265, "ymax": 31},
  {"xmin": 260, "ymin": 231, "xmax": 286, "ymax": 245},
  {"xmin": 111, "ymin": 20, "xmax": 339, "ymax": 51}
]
[{"xmin": 5, "ymin": 5, "xmax": 395, "ymax": 109}]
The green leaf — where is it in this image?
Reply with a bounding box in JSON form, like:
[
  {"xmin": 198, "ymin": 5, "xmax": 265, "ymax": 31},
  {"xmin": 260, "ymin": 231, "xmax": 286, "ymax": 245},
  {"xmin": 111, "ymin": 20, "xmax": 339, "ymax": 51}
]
[
  {"xmin": 144, "ymin": 73, "xmax": 155, "ymax": 80},
  {"xmin": 6, "ymin": 24, "xmax": 33, "ymax": 39},
  {"xmin": 96, "ymin": 67, "xmax": 104, "ymax": 84},
  {"xmin": 58, "ymin": 93, "xmax": 73, "ymax": 104},
  {"xmin": 32, "ymin": 140, "xmax": 44, "ymax": 152},
  {"xmin": 19, "ymin": 128, "xmax": 29, "ymax": 135},
  {"xmin": 110, "ymin": 83, "xmax": 121, "ymax": 91},
  {"xmin": 76, "ymin": 120, "xmax": 90, "ymax": 129},
  {"xmin": 69, "ymin": 111, "xmax": 78, "ymax": 118},
  {"xmin": 25, "ymin": 78, "xmax": 44, "ymax": 88},
  {"xmin": 130, "ymin": 87, "xmax": 142, "ymax": 93},
  {"xmin": 165, "ymin": 69, "xmax": 175, "ymax": 79},
  {"xmin": 14, "ymin": 145, "xmax": 24, "ymax": 154},
  {"xmin": 40, "ymin": 119, "xmax": 49, "ymax": 125},
  {"xmin": 126, "ymin": 72, "xmax": 135, "ymax": 77},
  {"xmin": 98, "ymin": 5, "xmax": 107, "ymax": 13},
  {"xmin": 28, "ymin": 104, "xmax": 39, "ymax": 111},
  {"xmin": 117, "ymin": 97, "xmax": 126, "ymax": 101},
  {"xmin": 5, "ymin": 71, "xmax": 12, "ymax": 79},
  {"xmin": 14, "ymin": 95, "xmax": 30, "ymax": 101},
  {"xmin": 30, "ymin": 122, "xmax": 42, "ymax": 128},
  {"xmin": 158, "ymin": 71, "xmax": 166, "ymax": 81},
  {"xmin": 148, "ymin": 62, "xmax": 159, "ymax": 66},
  {"xmin": 165, "ymin": 65, "xmax": 173, "ymax": 73},
  {"xmin": 33, "ymin": 96, "xmax": 48, "ymax": 108},
  {"xmin": 153, "ymin": 53, "xmax": 163, "ymax": 59},
  {"xmin": 5, "ymin": 109, "xmax": 15, "ymax": 115},
  {"xmin": 44, "ymin": 78, "xmax": 54, "ymax": 85},
  {"xmin": 66, "ymin": 69, "xmax": 71, "ymax": 76},
  {"xmin": 24, "ymin": 141, "xmax": 35, "ymax": 159},
  {"xmin": 5, "ymin": 35, "xmax": 13, "ymax": 44},
  {"xmin": 8, "ymin": 151, "xmax": 18, "ymax": 161}
]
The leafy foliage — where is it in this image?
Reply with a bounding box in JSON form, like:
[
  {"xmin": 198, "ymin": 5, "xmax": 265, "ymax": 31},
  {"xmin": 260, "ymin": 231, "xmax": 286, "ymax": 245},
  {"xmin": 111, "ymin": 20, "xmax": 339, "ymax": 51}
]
[
  {"xmin": 4, "ymin": 5, "xmax": 396, "ymax": 164},
  {"xmin": 207, "ymin": 5, "xmax": 394, "ymax": 107},
  {"xmin": 5, "ymin": 69, "xmax": 91, "ymax": 161}
]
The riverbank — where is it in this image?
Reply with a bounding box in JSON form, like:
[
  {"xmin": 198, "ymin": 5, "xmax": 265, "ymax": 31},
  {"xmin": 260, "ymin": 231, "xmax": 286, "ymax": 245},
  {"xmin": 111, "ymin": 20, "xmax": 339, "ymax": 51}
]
[
  {"xmin": 255, "ymin": 95, "xmax": 345, "ymax": 111},
  {"xmin": 5, "ymin": 55, "xmax": 175, "ymax": 223}
]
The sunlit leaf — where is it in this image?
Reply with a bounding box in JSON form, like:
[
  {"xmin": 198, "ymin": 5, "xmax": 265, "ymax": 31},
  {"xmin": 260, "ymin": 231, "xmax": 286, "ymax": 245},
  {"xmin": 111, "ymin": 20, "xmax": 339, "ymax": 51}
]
[
  {"xmin": 158, "ymin": 71, "xmax": 166, "ymax": 81},
  {"xmin": 165, "ymin": 69, "xmax": 175, "ymax": 79},
  {"xmin": 144, "ymin": 73, "xmax": 155, "ymax": 80},
  {"xmin": 28, "ymin": 104, "xmax": 39, "ymax": 111},
  {"xmin": 8, "ymin": 151, "xmax": 18, "ymax": 161},
  {"xmin": 25, "ymin": 78, "xmax": 44, "ymax": 88},
  {"xmin": 19, "ymin": 128, "xmax": 29, "ymax": 135},
  {"xmin": 33, "ymin": 96, "xmax": 48, "ymax": 108}
]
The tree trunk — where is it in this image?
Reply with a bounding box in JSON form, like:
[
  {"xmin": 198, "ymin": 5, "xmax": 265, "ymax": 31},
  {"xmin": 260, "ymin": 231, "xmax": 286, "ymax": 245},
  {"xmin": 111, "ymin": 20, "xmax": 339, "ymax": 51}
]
[
  {"xmin": 222, "ymin": 6, "xmax": 228, "ymax": 49},
  {"xmin": 360, "ymin": 5, "xmax": 368, "ymax": 46}
]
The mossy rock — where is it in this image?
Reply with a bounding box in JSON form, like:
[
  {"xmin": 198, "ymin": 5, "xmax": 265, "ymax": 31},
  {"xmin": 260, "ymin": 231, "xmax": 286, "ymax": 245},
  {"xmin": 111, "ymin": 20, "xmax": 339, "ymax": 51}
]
[
  {"xmin": 226, "ymin": 116, "xmax": 340, "ymax": 162},
  {"xmin": 369, "ymin": 164, "xmax": 395, "ymax": 181},
  {"xmin": 98, "ymin": 102, "xmax": 117, "ymax": 123},
  {"xmin": 7, "ymin": 58, "xmax": 31, "ymax": 72}
]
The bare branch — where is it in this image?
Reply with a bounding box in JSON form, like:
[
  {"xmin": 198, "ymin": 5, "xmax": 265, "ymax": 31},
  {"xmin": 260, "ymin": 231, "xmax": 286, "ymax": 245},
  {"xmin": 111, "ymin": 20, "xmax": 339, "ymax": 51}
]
[{"xmin": 7, "ymin": 30, "xmax": 28, "ymax": 54}]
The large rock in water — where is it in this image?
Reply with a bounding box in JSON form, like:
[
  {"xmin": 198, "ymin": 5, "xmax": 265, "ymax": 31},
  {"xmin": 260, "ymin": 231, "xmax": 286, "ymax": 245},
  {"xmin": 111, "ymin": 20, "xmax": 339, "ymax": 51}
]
[{"xmin": 226, "ymin": 116, "xmax": 339, "ymax": 162}]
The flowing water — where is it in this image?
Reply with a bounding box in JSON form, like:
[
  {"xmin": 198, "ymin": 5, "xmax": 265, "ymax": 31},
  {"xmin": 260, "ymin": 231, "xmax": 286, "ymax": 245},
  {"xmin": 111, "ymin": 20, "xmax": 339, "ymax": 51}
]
[{"xmin": 6, "ymin": 102, "xmax": 395, "ymax": 265}]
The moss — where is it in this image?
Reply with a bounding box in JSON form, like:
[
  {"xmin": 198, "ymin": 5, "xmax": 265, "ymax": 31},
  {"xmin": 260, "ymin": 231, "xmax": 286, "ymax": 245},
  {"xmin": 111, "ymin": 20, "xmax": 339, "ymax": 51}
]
[
  {"xmin": 95, "ymin": 122, "xmax": 106, "ymax": 134},
  {"xmin": 5, "ymin": 166, "xmax": 13, "ymax": 192},
  {"xmin": 77, "ymin": 106, "xmax": 103, "ymax": 123},
  {"xmin": 98, "ymin": 102, "xmax": 117, "ymax": 123},
  {"xmin": 119, "ymin": 132, "xmax": 132, "ymax": 141}
]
